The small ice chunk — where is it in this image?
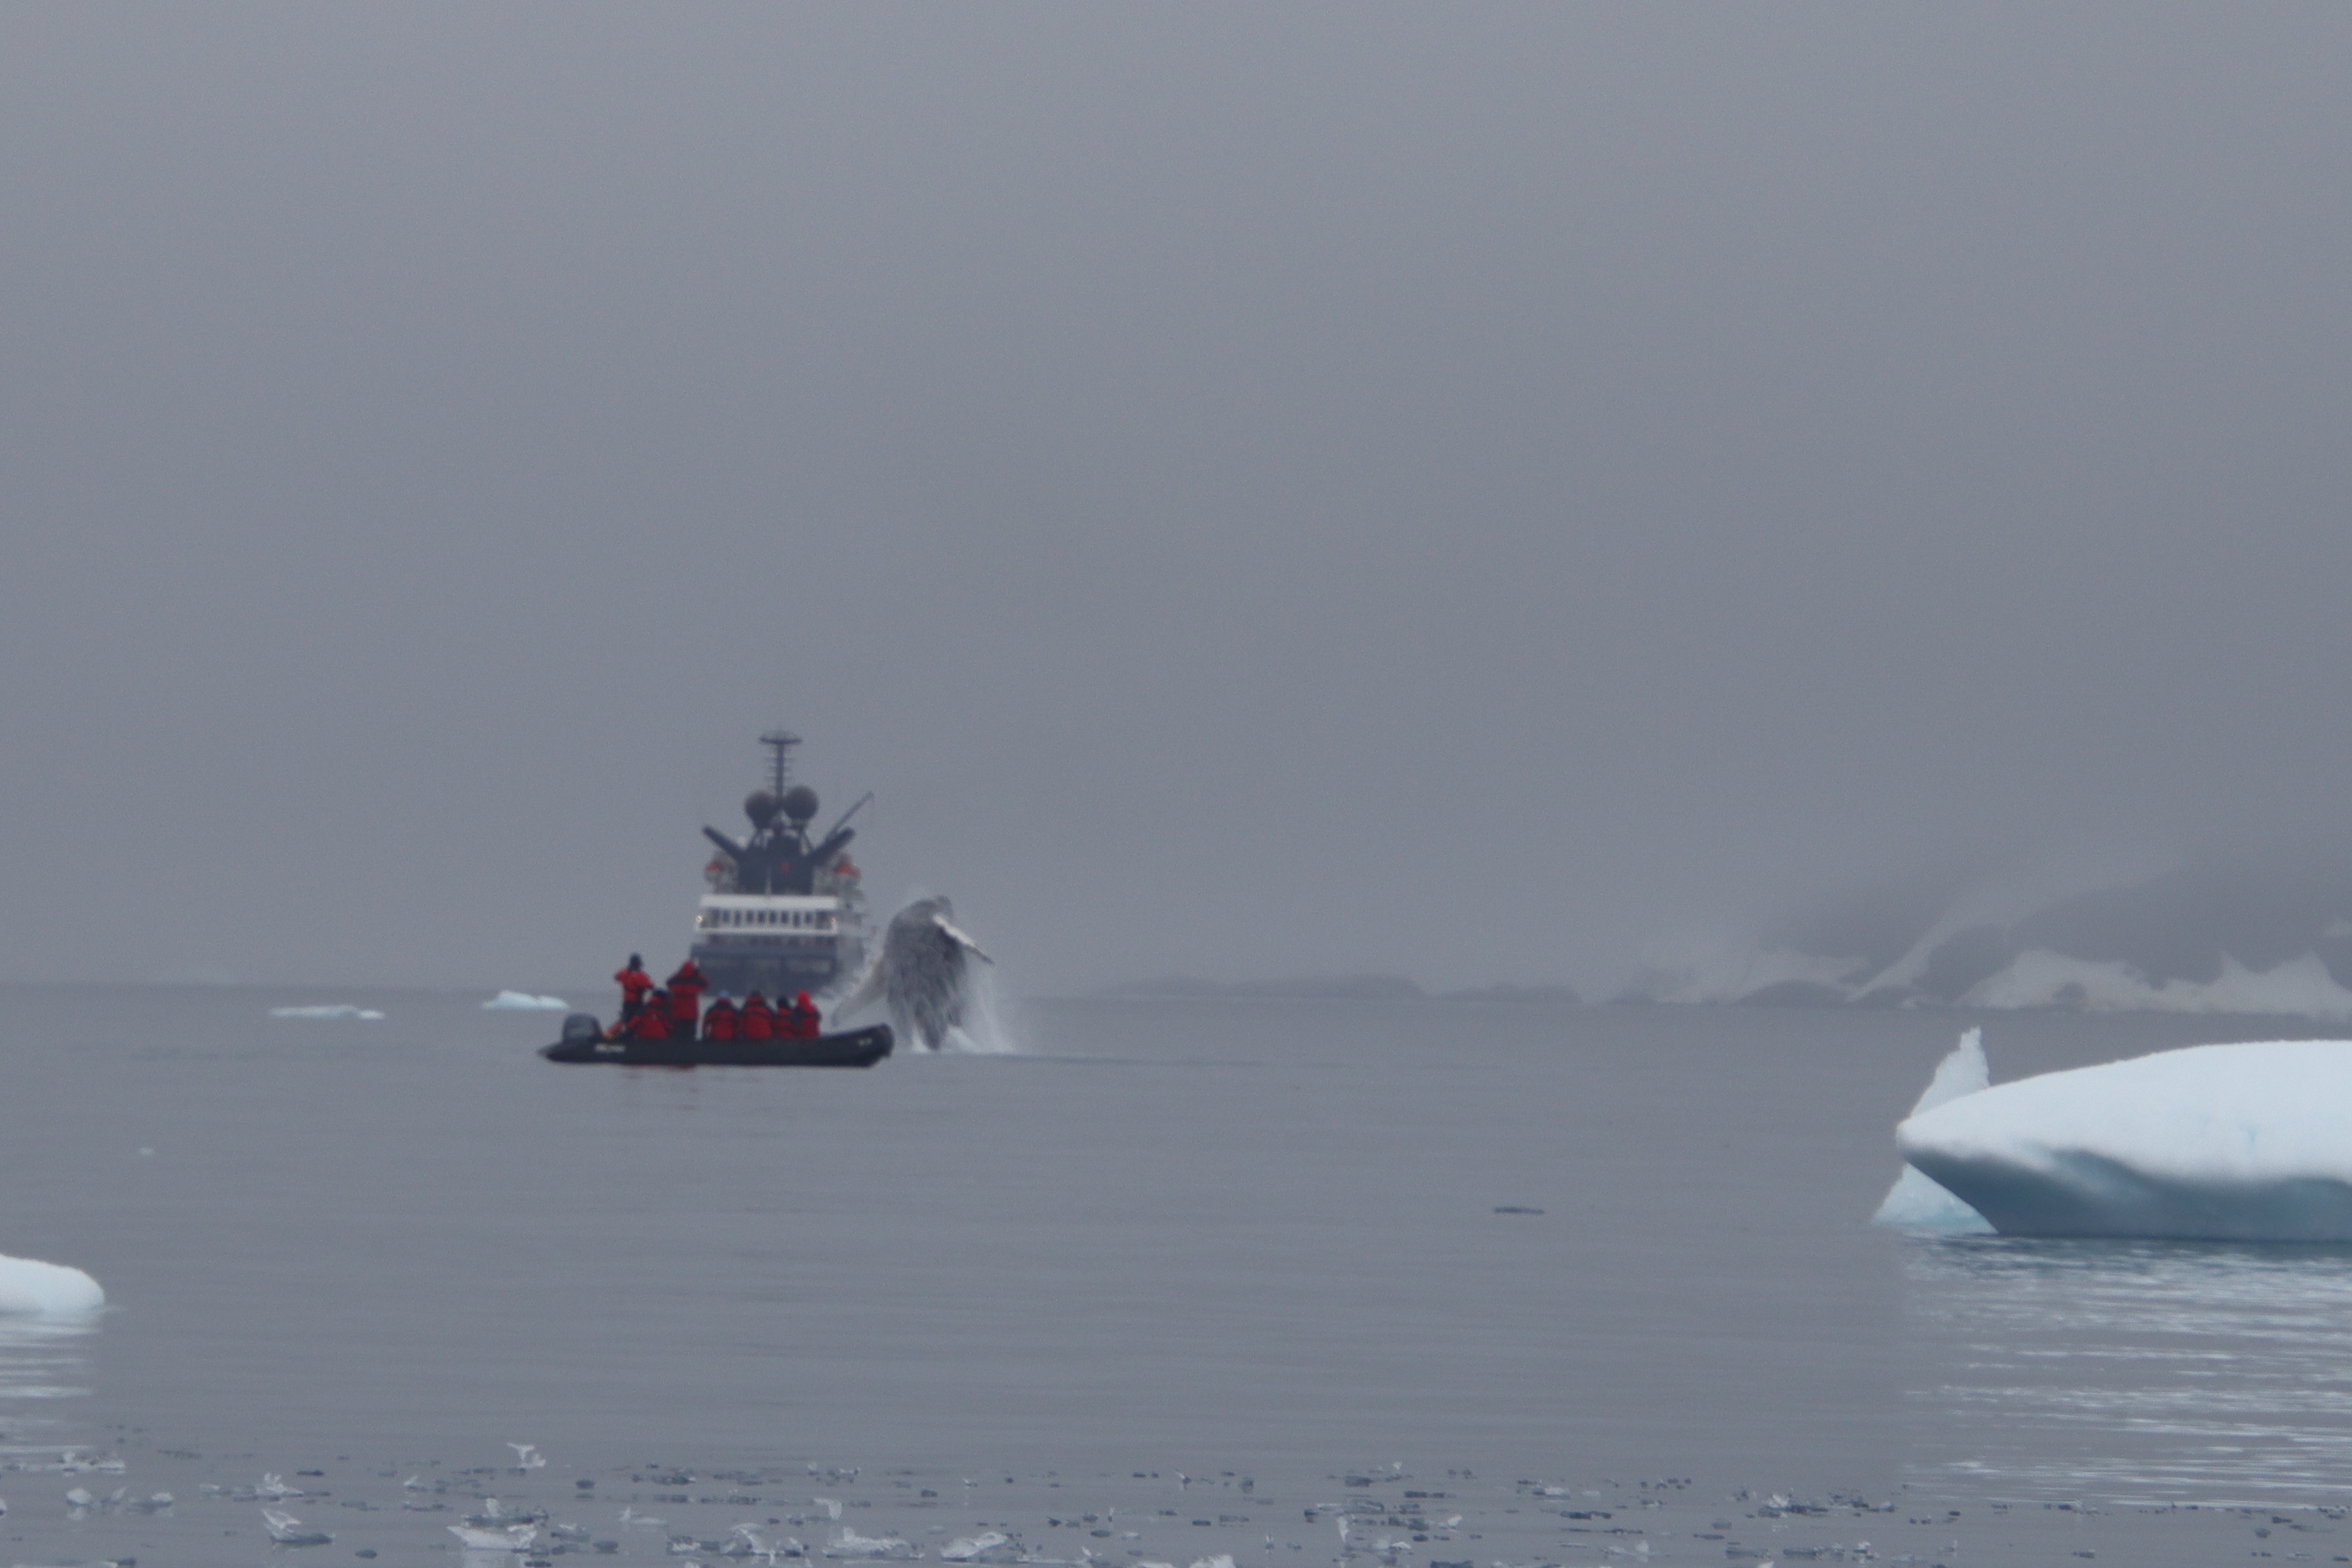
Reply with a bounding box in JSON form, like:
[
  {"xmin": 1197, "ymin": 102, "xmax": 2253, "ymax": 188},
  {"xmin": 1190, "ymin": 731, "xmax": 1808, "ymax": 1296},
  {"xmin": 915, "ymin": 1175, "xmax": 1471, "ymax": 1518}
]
[
  {"xmin": 484, "ymin": 992, "xmax": 571, "ymax": 1011},
  {"xmin": 941, "ymin": 1533, "xmax": 1018, "ymax": 1563},
  {"xmin": 269, "ymin": 1005, "xmax": 385, "ymax": 1020},
  {"xmin": 265, "ymin": 1507, "xmax": 335, "ymax": 1546},
  {"xmin": 451, "ymin": 1522, "xmax": 540, "ymax": 1550},
  {"xmin": 826, "ymin": 1528, "xmax": 920, "ymax": 1559}
]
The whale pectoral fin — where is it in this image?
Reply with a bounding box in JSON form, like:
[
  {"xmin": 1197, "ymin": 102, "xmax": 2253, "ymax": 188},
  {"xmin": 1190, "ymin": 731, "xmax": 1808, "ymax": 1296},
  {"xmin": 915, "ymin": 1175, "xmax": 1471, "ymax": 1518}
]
[{"xmin": 933, "ymin": 916, "xmax": 994, "ymax": 964}]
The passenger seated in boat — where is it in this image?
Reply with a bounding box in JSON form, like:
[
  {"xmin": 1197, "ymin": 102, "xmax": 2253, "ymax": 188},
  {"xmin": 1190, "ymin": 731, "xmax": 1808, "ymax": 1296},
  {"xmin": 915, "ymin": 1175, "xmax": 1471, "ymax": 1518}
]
[
  {"xmin": 629, "ymin": 990, "xmax": 673, "ymax": 1040},
  {"xmin": 784, "ymin": 991, "xmax": 822, "ymax": 1040},
  {"xmin": 614, "ymin": 953, "xmax": 654, "ymax": 1023},
  {"xmin": 702, "ymin": 993, "xmax": 739, "ymax": 1041},
  {"xmin": 665, "ymin": 959, "xmax": 706, "ymax": 1038},
  {"xmin": 738, "ymin": 991, "xmax": 777, "ymax": 1041}
]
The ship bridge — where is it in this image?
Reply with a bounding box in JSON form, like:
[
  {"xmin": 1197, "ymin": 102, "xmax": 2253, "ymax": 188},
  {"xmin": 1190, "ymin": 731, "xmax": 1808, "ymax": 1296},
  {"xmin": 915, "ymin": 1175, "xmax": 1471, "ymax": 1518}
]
[{"xmin": 696, "ymin": 894, "xmax": 841, "ymax": 935}]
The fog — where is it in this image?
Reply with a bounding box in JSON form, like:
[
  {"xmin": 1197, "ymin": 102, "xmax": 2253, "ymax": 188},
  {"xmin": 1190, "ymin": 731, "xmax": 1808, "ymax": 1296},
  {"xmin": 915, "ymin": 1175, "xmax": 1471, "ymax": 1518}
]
[{"xmin": 3, "ymin": 5, "xmax": 2347, "ymax": 995}]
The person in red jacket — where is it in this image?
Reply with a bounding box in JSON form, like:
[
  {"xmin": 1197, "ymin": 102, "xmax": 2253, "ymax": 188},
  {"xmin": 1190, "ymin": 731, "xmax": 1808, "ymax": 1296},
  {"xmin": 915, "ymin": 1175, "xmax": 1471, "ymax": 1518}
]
[
  {"xmin": 629, "ymin": 989, "xmax": 673, "ymax": 1040},
  {"xmin": 738, "ymin": 991, "xmax": 776, "ymax": 1041},
  {"xmin": 614, "ymin": 953, "xmax": 654, "ymax": 1023},
  {"xmin": 665, "ymin": 959, "xmax": 706, "ymax": 1038},
  {"xmin": 701, "ymin": 993, "xmax": 739, "ymax": 1041},
  {"xmin": 785, "ymin": 991, "xmax": 822, "ymax": 1040}
]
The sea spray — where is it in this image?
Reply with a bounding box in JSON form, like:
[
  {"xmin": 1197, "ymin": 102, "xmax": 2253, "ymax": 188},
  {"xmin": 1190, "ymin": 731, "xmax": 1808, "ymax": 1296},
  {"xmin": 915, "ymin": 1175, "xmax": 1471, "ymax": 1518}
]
[{"xmin": 942, "ymin": 957, "xmax": 1021, "ymax": 1055}]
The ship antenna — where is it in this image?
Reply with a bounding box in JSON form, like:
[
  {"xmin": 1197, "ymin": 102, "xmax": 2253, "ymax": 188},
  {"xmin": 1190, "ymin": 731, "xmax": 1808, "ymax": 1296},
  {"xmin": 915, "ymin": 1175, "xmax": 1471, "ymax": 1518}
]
[{"xmin": 759, "ymin": 729, "xmax": 802, "ymax": 796}]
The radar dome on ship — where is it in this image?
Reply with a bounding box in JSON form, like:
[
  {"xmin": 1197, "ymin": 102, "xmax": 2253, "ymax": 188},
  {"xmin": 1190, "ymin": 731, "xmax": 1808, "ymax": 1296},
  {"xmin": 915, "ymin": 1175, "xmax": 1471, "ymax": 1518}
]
[
  {"xmin": 744, "ymin": 790, "xmax": 783, "ymax": 829},
  {"xmin": 782, "ymin": 785, "xmax": 819, "ymax": 823}
]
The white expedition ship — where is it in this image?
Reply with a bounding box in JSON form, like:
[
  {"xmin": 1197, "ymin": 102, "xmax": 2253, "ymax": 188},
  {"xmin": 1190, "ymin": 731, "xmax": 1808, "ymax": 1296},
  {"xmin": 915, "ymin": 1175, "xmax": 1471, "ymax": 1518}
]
[{"xmin": 687, "ymin": 731, "xmax": 870, "ymax": 999}]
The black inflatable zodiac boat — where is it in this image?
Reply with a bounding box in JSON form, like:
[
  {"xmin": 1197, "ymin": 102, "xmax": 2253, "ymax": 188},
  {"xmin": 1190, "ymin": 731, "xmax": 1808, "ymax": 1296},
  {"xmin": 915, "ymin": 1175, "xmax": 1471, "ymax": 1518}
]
[{"xmin": 541, "ymin": 1013, "xmax": 893, "ymax": 1068}]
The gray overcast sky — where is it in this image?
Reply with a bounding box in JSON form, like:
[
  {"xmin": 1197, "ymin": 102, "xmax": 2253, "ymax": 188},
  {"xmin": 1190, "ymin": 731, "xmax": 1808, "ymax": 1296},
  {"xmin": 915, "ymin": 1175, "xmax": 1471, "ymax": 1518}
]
[{"xmin": 3, "ymin": 5, "xmax": 2347, "ymax": 994}]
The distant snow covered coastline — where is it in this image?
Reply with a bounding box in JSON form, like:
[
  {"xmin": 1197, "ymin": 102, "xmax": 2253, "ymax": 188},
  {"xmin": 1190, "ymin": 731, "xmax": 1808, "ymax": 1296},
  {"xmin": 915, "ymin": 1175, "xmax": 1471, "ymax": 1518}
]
[
  {"xmin": 1619, "ymin": 856, "xmax": 2352, "ymax": 1022},
  {"xmin": 1099, "ymin": 975, "xmax": 1581, "ymax": 1005}
]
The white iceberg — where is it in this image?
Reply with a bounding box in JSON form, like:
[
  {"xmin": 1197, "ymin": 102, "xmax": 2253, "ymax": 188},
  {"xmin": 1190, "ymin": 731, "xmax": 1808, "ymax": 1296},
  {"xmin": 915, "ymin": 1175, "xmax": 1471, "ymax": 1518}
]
[
  {"xmin": 1899, "ymin": 1037, "xmax": 2352, "ymax": 1240},
  {"xmin": 0, "ymin": 1253, "xmax": 104, "ymax": 1316},
  {"xmin": 483, "ymin": 991, "xmax": 569, "ymax": 1011},
  {"xmin": 269, "ymin": 1005, "xmax": 385, "ymax": 1021},
  {"xmin": 1871, "ymin": 1029, "xmax": 1994, "ymax": 1233}
]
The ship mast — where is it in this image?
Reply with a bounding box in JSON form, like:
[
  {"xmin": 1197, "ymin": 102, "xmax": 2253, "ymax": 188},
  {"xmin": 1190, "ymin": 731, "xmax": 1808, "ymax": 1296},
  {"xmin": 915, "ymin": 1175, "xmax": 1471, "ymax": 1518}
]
[{"xmin": 759, "ymin": 729, "xmax": 801, "ymax": 798}]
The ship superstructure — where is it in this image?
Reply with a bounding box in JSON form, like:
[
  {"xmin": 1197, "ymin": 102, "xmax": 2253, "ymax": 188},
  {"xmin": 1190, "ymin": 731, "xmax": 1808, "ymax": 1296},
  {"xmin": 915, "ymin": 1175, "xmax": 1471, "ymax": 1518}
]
[{"xmin": 688, "ymin": 731, "xmax": 870, "ymax": 998}]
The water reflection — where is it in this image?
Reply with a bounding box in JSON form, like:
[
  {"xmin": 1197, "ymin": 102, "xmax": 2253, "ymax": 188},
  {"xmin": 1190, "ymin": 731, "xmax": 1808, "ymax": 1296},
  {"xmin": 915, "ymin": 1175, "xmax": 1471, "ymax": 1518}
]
[
  {"xmin": 0, "ymin": 1312, "xmax": 97, "ymax": 1463},
  {"xmin": 1903, "ymin": 1235, "xmax": 2352, "ymax": 1505}
]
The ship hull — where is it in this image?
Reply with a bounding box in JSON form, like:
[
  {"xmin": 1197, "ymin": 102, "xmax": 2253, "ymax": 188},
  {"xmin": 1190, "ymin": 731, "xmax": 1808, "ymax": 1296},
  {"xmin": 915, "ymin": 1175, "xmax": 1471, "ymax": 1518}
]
[
  {"xmin": 541, "ymin": 1023, "xmax": 894, "ymax": 1069},
  {"xmin": 688, "ymin": 937, "xmax": 856, "ymax": 999}
]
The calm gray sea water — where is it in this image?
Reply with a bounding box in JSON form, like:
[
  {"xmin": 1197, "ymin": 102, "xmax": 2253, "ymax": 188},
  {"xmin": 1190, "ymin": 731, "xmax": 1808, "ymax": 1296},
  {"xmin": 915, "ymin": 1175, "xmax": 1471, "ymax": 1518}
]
[{"xmin": 4, "ymin": 986, "xmax": 2349, "ymax": 1564}]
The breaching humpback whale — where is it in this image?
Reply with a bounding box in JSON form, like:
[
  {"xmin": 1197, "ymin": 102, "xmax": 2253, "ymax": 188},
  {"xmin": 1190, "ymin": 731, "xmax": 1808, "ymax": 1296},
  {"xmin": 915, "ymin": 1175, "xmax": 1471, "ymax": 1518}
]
[{"xmin": 834, "ymin": 896, "xmax": 993, "ymax": 1051}]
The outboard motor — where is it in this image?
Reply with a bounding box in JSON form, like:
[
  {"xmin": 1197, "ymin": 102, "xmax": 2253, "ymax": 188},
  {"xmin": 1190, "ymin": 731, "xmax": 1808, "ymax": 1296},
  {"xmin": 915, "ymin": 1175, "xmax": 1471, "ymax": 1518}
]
[{"xmin": 560, "ymin": 1013, "xmax": 602, "ymax": 1046}]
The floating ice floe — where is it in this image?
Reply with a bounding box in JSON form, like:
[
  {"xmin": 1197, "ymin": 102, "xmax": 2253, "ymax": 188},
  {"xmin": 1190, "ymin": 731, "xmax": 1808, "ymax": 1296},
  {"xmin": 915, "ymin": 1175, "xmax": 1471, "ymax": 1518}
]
[
  {"xmin": 941, "ymin": 1533, "xmax": 1019, "ymax": 1563},
  {"xmin": 451, "ymin": 1522, "xmax": 540, "ymax": 1550},
  {"xmin": 825, "ymin": 1526, "xmax": 921, "ymax": 1558},
  {"xmin": 0, "ymin": 1252, "xmax": 104, "ymax": 1316},
  {"xmin": 265, "ymin": 1506, "xmax": 334, "ymax": 1546},
  {"xmin": 483, "ymin": 991, "xmax": 570, "ymax": 1011},
  {"xmin": 1898, "ymin": 1037, "xmax": 2352, "ymax": 1240},
  {"xmin": 269, "ymin": 1004, "xmax": 385, "ymax": 1021},
  {"xmin": 1871, "ymin": 1029, "xmax": 1995, "ymax": 1234}
]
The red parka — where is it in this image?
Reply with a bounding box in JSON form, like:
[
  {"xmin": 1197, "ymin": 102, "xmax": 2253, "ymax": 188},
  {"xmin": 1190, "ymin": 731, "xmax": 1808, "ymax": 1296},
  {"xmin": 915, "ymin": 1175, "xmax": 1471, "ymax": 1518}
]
[
  {"xmin": 785, "ymin": 992, "xmax": 822, "ymax": 1040},
  {"xmin": 666, "ymin": 961, "xmax": 706, "ymax": 1031},
  {"xmin": 629, "ymin": 992, "xmax": 673, "ymax": 1040},
  {"xmin": 739, "ymin": 993, "xmax": 776, "ymax": 1041}
]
